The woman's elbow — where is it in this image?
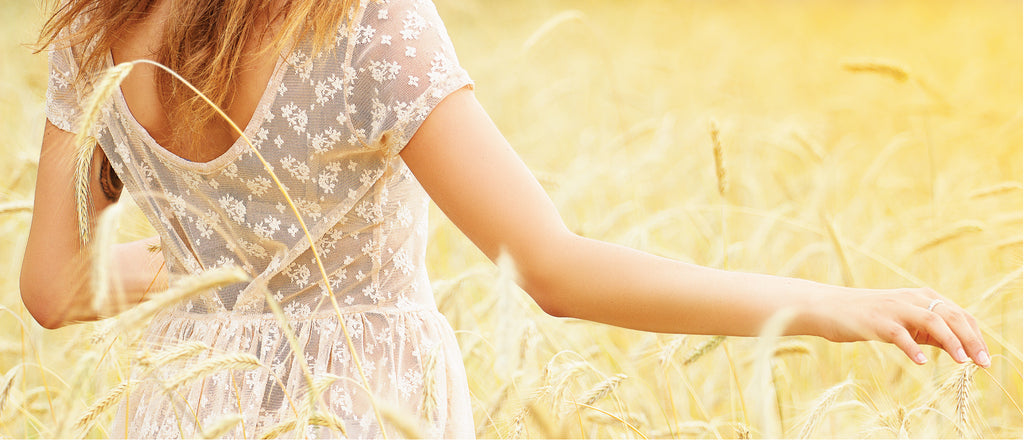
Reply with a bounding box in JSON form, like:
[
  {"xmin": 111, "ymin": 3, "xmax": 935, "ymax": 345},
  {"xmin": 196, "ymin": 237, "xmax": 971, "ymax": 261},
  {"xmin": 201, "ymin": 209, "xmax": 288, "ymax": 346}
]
[
  {"xmin": 511, "ymin": 234, "xmax": 576, "ymax": 319},
  {"xmin": 19, "ymin": 268, "xmax": 68, "ymax": 330}
]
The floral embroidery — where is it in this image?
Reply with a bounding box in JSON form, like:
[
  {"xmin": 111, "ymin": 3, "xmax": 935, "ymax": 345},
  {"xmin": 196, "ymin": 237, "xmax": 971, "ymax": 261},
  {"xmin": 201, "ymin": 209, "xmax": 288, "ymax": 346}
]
[{"xmin": 47, "ymin": 0, "xmax": 476, "ymax": 437}]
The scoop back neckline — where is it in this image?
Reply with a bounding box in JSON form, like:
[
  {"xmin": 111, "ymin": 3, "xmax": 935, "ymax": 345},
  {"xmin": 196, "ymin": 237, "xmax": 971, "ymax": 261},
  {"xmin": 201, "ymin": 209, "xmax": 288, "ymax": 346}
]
[{"xmin": 105, "ymin": 50, "xmax": 288, "ymax": 174}]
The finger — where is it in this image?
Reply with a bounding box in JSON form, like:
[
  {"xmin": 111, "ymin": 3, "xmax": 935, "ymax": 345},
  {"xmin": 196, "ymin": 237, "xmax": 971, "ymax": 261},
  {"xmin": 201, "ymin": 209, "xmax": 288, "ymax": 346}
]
[
  {"xmin": 909, "ymin": 307, "xmax": 969, "ymax": 364},
  {"xmin": 934, "ymin": 303, "xmax": 991, "ymax": 367},
  {"xmin": 885, "ymin": 323, "xmax": 928, "ymax": 365}
]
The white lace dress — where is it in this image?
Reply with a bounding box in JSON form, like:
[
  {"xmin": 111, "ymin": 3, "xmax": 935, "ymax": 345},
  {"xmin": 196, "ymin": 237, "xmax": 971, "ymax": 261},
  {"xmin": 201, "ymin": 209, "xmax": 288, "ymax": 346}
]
[{"xmin": 45, "ymin": 0, "xmax": 474, "ymax": 437}]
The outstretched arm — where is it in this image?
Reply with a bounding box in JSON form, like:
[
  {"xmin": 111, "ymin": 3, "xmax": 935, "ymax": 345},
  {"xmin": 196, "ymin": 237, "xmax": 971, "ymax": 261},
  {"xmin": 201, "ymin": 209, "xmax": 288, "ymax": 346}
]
[
  {"xmin": 20, "ymin": 121, "xmax": 167, "ymax": 329},
  {"xmin": 400, "ymin": 87, "xmax": 990, "ymax": 368}
]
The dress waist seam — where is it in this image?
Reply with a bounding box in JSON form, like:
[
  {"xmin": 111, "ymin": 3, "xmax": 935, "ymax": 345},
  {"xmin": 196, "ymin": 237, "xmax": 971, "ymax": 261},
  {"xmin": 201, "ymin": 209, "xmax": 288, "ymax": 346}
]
[{"xmin": 157, "ymin": 303, "xmax": 440, "ymax": 323}]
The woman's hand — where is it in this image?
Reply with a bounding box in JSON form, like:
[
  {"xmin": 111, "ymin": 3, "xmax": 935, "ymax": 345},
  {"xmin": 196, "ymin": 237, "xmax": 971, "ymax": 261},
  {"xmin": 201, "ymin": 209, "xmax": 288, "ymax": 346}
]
[
  {"xmin": 810, "ymin": 287, "xmax": 990, "ymax": 367},
  {"xmin": 401, "ymin": 87, "xmax": 990, "ymax": 368}
]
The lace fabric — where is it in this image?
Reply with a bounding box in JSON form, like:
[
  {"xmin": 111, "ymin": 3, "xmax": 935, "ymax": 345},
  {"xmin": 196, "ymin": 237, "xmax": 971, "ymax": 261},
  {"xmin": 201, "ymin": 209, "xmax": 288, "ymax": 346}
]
[{"xmin": 45, "ymin": 0, "xmax": 475, "ymax": 437}]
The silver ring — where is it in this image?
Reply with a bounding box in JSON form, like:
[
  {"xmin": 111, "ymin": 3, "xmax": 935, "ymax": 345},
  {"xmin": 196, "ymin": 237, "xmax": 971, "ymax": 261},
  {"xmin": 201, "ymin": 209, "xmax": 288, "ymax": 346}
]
[{"xmin": 927, "ymin": 299, "xmax": 945, "ymax": 312}]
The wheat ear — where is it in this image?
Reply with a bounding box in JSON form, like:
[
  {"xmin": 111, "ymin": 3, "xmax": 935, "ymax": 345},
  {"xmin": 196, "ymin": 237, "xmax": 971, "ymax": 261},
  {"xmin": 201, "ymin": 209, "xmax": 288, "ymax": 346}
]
[
  {"xmin": 914, "ymin": 220, "xmax": 984, "ymax": 254},
  {"xmin": 581, "ymin": 374, "xmax": 626, "ymax": 406},
  {"xmin": 0, "ymin": 201, "xmax": 32, "ymax": 215},
  {"xmin": 0, "ymin": 367, "xmax": 19, "ymax": 418},
  {"xmin": 682, "ymin": 335, "xmax": 725, "ymax": 366},
  {"xmin": 73, "ymin": 380, "xmax": 137, "ymax": 435},
  {"xmin": 259, "ymin": 411, "xmax": 348, "ymax": 439},
  {"xmin": 419, "ymin": 345, "xmax": 441, "ymax": 419},
  {"xmin": 841, "ymin": 59, "xmax": 910, "ymax": 82},
  {"xmin": 709, "ymin": 119, "xmax": 728, "ymax": 196},
  {"xmin": 201, "ymin": 413, "xmax": 243, "ymax": 439},
  {"xmin": 940, "ymin": 363, "xmax": 978, "ymax": 438},
  {"xmin": 72, "ymin": 62, "xmax": 134, "ymax": 244},
  {"xmin": 969, "ymin": 181, "xmax": 1022, "ymax": 199},
  {"xmin": 164, "ymin": 353, "xmax": 263, "ymax": 391},
  {"xmin": 116, "ymin": 265, "xmax": 249, "ymax": 332},
  {"xmin": 136, "ymin": 341, "xmax": 211, "ymax": 372},
  {"xmin": 798, "ymin": 380, "xmax": 852, "ymax": 438},
  {"xmin": 773, "ymin": 340, "xmax": 812, "ymax": 358}
]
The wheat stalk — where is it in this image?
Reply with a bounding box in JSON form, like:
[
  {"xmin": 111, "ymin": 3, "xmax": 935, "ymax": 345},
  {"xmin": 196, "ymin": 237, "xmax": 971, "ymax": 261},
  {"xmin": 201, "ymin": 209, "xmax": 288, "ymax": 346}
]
[
  {"xmin": 798, "ymin": 380, "xmax": 852, "ymax": 438},
  {"xmin": 72, "ymin": 62, "xmax": 134, "ymax": 245},
  {"xmin": 164, "ymin": 353, "xmax": 263, "ymax": 391},
  {"xmin": 650, "ymin": 421, "xmax": 717, "ymax": 438},
  {"xmin": 581, "ymin": 374, "xmax": 626, "ymax": 406},
  {"xmin": 116, "ymin": 265, "xmax": 249, "ymax": 332},
  {"xmin": 709, "ymin": 119, "xmax": 728, "ymax": 196},
  {"xmin": 914, "ymin": 220, "xmax": 984, "ymax": 254},
  {"xmin": 0, "ymin": 201, "xmax": 32, "ymax": 215},
  {"xmin": 419, "ymin": 345, "xmax": 440, "ymax": 419},
  {"xmin": 201, "ymin": 413, "xmax": 243, "ymax": 439},
  {"xmin": 969, "ymin": 181, "xmax": 1022, "ymax": 199},
  {"xmin": 773, "ymin": 340, "xmax": 812, "ymax": 358},
  {"xmin": 259, "ymin": 411, "xmax": 348, "ymax": 439},
  {"xmin": 841, "ymin": 59, "xmax": 910, "ymax": 82},
  {"xmin": 735, "ymin": 422, "xmax": 752, "ymax": 439},
  {"xmin": 658, "ymin": 336, "xmax": 686, "ymax": 369},
  {"xmin": 377, "ymin": 399, "xmax": 425, "ymax": 439},
  {"xmin": 90, "ymin": 199, "xmax": 123, "ymax": 314},
  {"xmin": 681, "ymin": 335, "xmax": 725, "ymax": 366},
  {"xmin": 940, "ymin": 363, "xmax": 978, "ymax": 438},
  {"xmin": 0, "ymin": 368, "xmax": 19, "ymax": 418},
  {"xmin": 135, "ymin": 341, "xmax": 211, "ymax": 372},
  {"xmin": 73, "ymin": 379, "xmax": 137, "ymax": 435},
  {"xmin": 822, "ymin": 215, "xmax": 856, "ymax": 286},
  {"xmin": 521, "ymin": 10, "xmax": 586, "ymax": 53}
]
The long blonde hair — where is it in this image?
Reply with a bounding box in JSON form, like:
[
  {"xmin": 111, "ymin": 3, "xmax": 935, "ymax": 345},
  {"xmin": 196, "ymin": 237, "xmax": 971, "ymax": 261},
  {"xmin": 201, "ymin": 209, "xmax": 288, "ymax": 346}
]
[{"xmin": 37, "ymin": 0, "xmax": 356, "ymax": 144}]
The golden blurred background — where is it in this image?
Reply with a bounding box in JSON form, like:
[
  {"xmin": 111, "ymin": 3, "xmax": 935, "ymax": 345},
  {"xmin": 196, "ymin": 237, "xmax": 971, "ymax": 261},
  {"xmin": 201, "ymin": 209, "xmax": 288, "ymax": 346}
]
[{"xmin": 0, "ymin": 0, "xmax": 1020, "ymax": 438}]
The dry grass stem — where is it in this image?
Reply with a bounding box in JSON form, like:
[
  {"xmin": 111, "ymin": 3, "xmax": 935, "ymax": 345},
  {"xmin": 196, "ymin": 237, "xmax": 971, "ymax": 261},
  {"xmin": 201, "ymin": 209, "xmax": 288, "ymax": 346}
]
[
  {"xmin": 841, "ymin": 59, "xmax": 910, "ymax": 82},
  {"xmin": 822, "ymin": 216, "xmax": 856, "ymax": 286},
  {"xmin": 521, "ymin": 10, "xmax": 586, "ymax": 53}
]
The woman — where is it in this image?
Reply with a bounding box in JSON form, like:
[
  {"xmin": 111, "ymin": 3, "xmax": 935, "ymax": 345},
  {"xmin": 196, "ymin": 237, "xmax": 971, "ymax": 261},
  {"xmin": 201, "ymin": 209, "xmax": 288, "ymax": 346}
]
[{"xmin": 21, "ymin": 0, "xmax": 990, "ymax": 437}]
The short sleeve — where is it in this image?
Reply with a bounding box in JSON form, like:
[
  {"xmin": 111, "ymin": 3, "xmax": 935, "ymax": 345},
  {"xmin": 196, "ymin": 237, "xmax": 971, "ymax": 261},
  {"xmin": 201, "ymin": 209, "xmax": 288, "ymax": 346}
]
[
  {"xmin": 347, "ymin": 0, "xmax": 474, "ymax": 156},
  {"xmin": 45, "ymin": 46, "xmax": 84, "ymax": 134}
]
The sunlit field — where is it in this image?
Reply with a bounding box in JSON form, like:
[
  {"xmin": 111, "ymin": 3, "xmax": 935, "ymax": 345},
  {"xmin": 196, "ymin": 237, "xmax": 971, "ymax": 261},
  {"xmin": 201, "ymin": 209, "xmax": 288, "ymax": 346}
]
[{"xmin": 1, "ymin": 0, "xmax": 1021, "ymax": 438}]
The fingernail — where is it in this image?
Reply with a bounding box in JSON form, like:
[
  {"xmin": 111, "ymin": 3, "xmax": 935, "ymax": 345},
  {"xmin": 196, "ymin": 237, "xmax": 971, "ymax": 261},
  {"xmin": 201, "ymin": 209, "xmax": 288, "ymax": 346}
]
[
  {"xmin": 978, "ymin": 350, "xmax": 991, "ymax": 367},
  {"xmin": 915, "ymin": 353, "xmax": 927, "ymax": 364},
  {"xmin": 956, "ymin": 348, "xmax": 968, "ymax": 363}
]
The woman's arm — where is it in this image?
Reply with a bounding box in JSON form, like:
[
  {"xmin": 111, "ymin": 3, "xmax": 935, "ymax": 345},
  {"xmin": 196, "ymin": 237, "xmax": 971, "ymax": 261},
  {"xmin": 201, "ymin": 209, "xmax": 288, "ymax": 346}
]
[
  {"xmin": 400, "ymin": 87, "xmax": 990, "ymax": 368},
  {"xmin": 20, "ymin": 121, "xmax": 167, "ymax": 329}
]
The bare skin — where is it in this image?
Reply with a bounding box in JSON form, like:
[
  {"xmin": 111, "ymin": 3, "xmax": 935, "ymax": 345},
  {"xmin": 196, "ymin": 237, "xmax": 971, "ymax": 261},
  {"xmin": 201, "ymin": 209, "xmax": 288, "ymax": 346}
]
[{"xmin": 21, "ymin": 4, "xmax": 991, "ymax": 369}]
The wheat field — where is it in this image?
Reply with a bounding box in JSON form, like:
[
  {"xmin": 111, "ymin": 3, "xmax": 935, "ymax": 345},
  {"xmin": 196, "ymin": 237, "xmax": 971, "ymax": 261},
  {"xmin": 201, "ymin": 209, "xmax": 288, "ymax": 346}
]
[{"xmin": 0, "ymin": 0, "xmax": 1021, "ymax": 438}]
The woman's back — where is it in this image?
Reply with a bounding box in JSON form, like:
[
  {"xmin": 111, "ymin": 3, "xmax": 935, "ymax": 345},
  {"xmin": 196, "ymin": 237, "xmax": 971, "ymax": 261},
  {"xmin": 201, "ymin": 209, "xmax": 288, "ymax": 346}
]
[
  {"xmin": 108, "ymin": 0, "xmax": 281, "ymax": 162},
  {"xmin": 45, "ymin": 0, "xmax": 476, "ymax": 436}
]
